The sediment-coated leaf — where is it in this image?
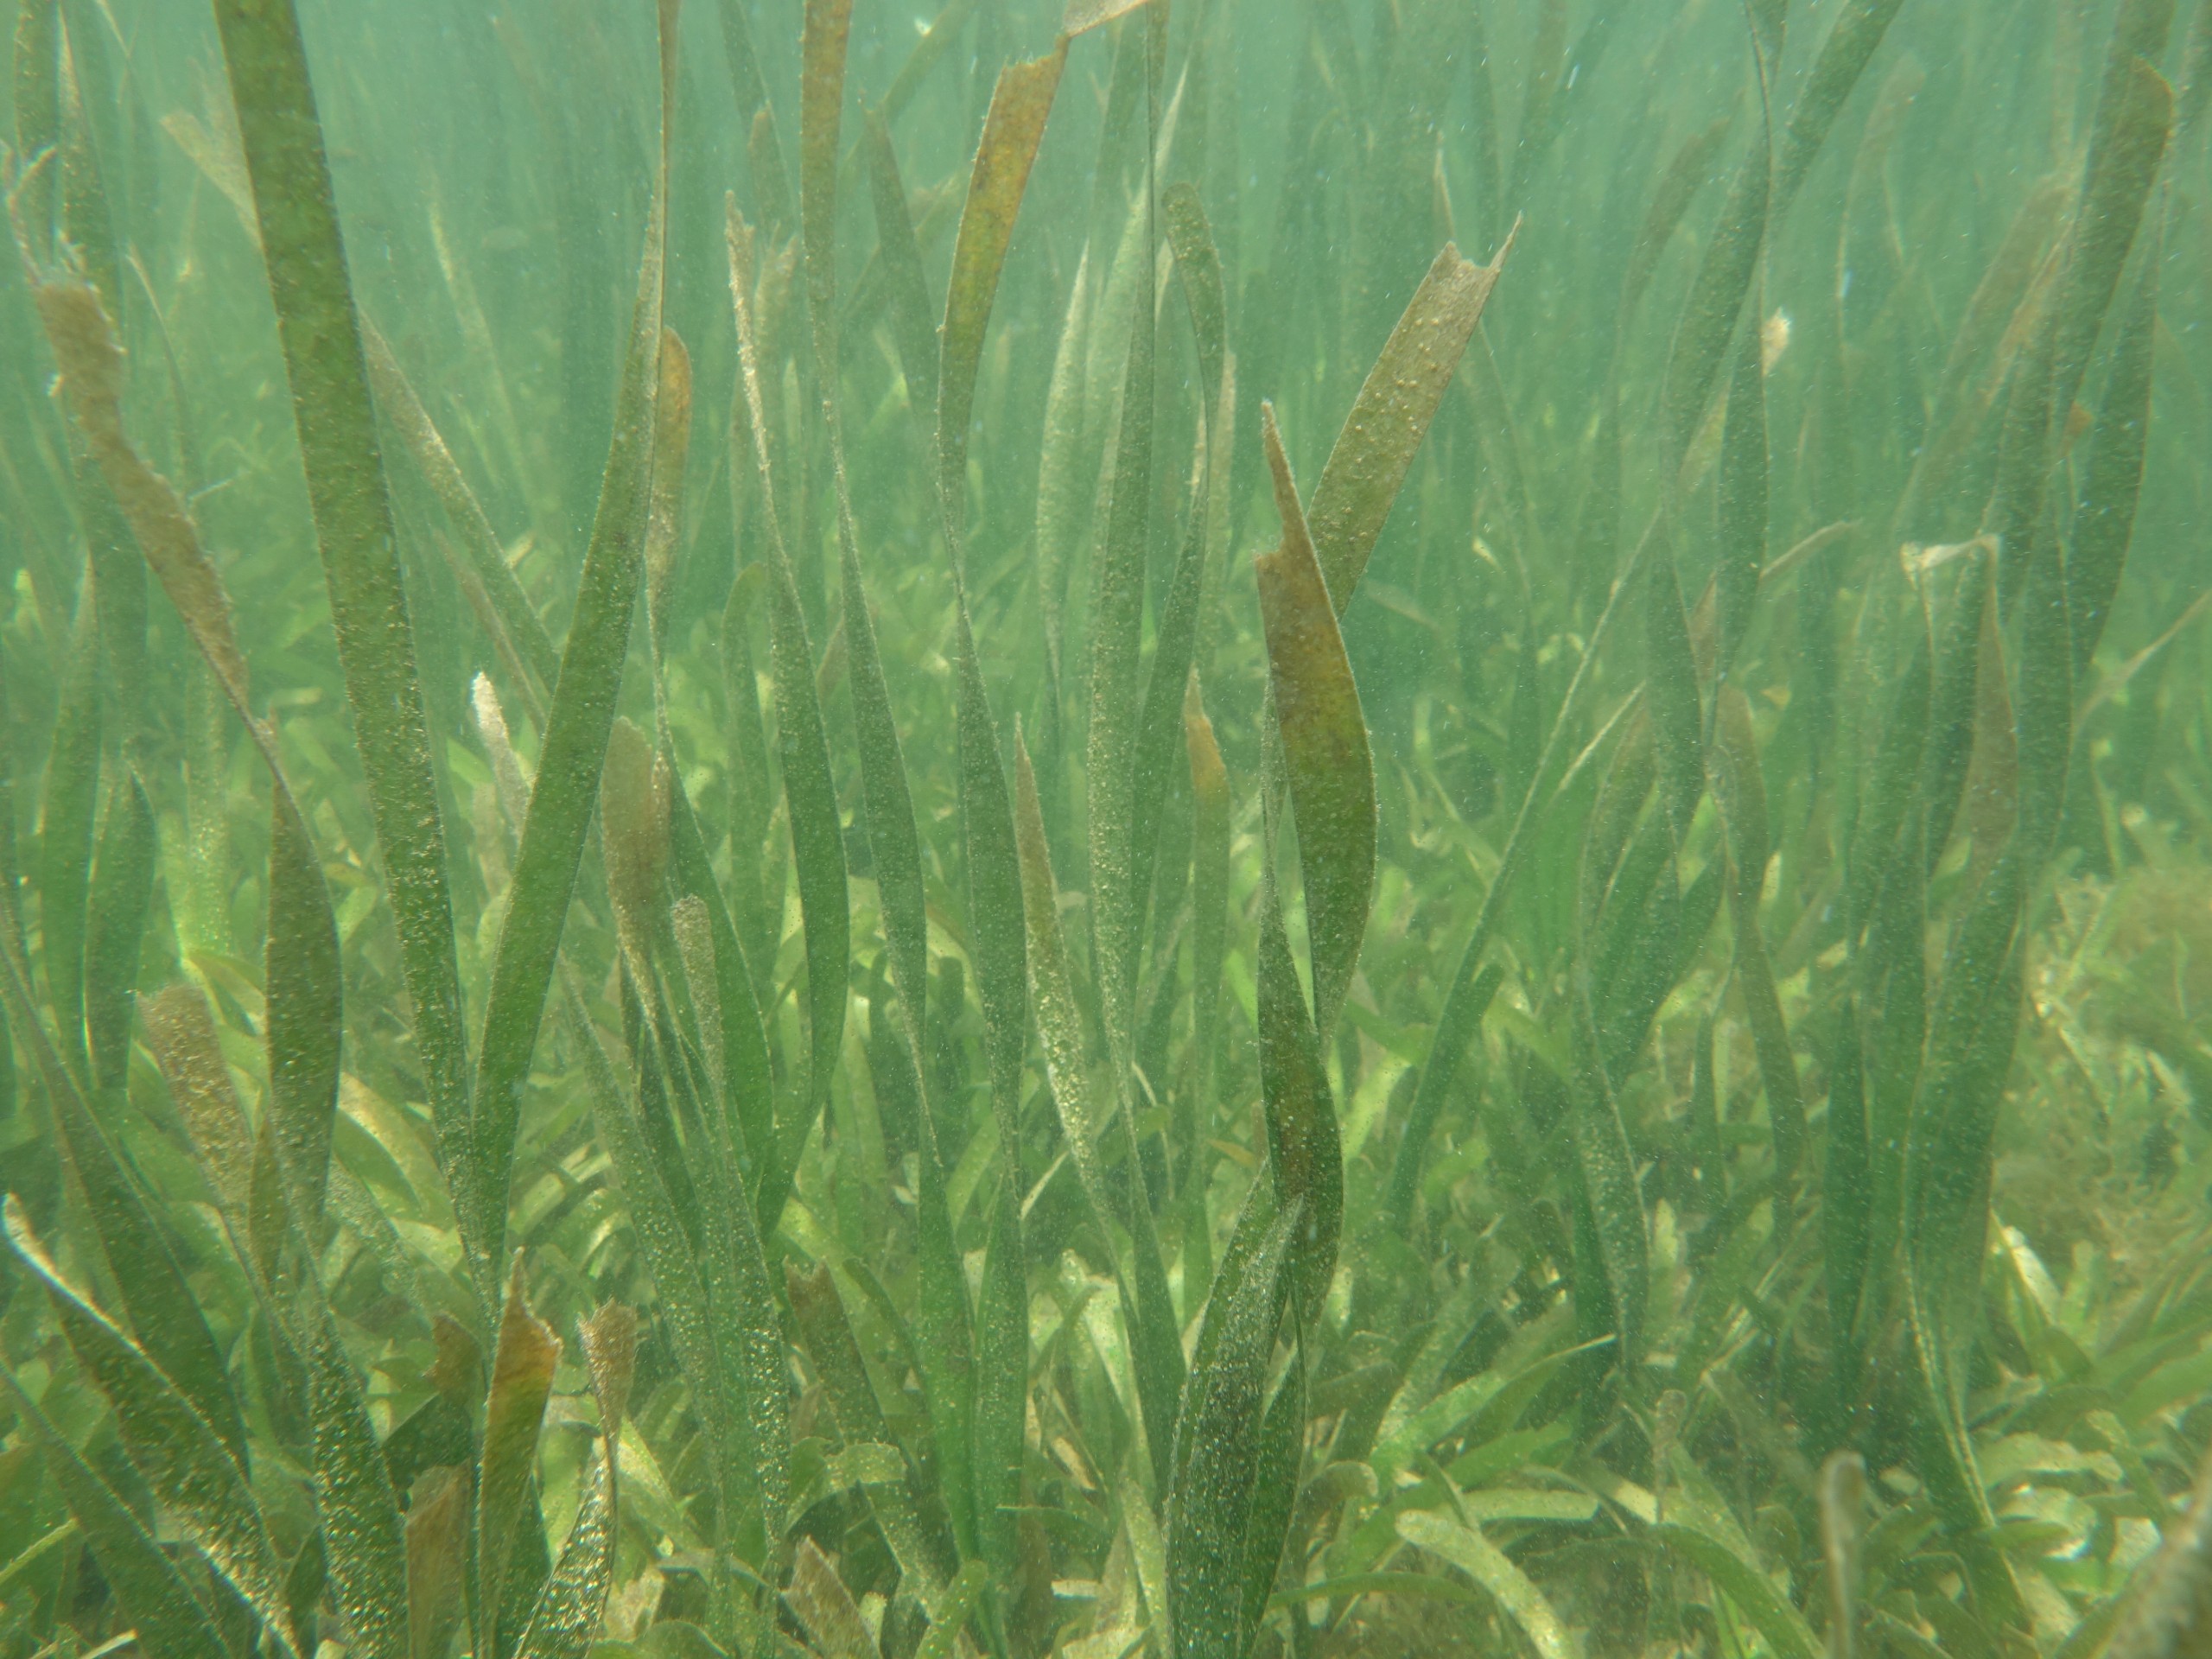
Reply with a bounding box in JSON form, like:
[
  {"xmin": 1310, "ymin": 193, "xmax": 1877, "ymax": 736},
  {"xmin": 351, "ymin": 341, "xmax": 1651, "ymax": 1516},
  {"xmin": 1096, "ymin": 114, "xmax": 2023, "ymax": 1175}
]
[
  {"xmin": 1307, "ymin": 235, "xmax": 1511, "ymax": 612},
  {"xmin": 81, "ymin": 766, "xmax": 153, "ymax": 1092},
  {"xmin": 472, "ymin": 238, "xmax": 666, "ymax": 1267},
  {"xmin": 514, "ymin": 1442, "xmax": 616, "ymax": 1659},
  {"xmin": 2069, "ymin": 214, "xmax": 2162, "ymax": 672},
  {"xmin": 663, "ymin": 767, "xmax": 777, "ymax": 1192},
  {"xmin": 406, "ymin": 1466, "xmax": 469, "ymax": 1659},
  {"xmin": 2016, "ymin": 528, "xmax": 2075, "ymax": 858},
  {"xmin": 1086, "ymin": 151, "xmax": 1160, "ymax": 1054},
  {"xmin": 267, "ymin": 786, "xmax": 343, "ymax": 1230},
  {"xmin": 212, "ymin": 0, "xmax": 474, "ymax": 1276},
  {"xmin": 728, "ymin": 207, "xmax": 849, "ymax": 1192},
  {"xmin": 1237, "ymin": 1360, "xmax": 1306, "ymax": 1639},
  {"xmin": 1568, "ymin": 989, "xmax": 1649, "ymax": 1370},
  {"xmin": 1644, "ymin": 545, "xmax": 1705, "ymax": 834},
  {"xmin": 1715, "ymin": 319, "xmax": 1768, "ymax": 678},
  {"xmin": 1012, "ymin": 730, "xmax": 1115, "ymax": 1231},
  {"xmin": 1166, "ymin": 1203, "xmax": 1297, "ymax": 1659},
  {"xmin": 1662, "ymin": 137, "xmax": 1769, "ymax": 462},
  {"xmin": 1164, "ymin": 183, "xmax": 1228, "ymax": 438},
  {"xmin": 1034, "ymin": 247, "xmax": 1095, "ymax": 766},
  {"xmin": 1063, "ymin": 0, "xmax": 1151, "ymax": 35},
  {"xmin": 3, "ymin": 1196, "xmax": 299, "ymax": 1658},
  {"xmin": 143, "ymin": 981, "xmax": 253, "ymax": 1210},
  {"xmin": 915, "ymin": 1560, "xmax": 988, "ymax": 1659},
  {"xmin": 841, "ymin": 547, "xmax": 928, "ymax": 1039},
  {"xmin": 0, "ymin": 1366, "xmax": 228, "ymax": 1659},
  {"xmin": 1398, "ymin": 1510, "xmax": 1573, "ymax": 1659},
  {"xmin": 1186, "ymin": 675, "xmax": 1230, "ymax": 1121},
  {"xmin": 956, "ymin": 604, "xmax": 1029, "ymax": 1173},
  {"xmin": 799, "ymin": 0, "xmax": 854, "ymax": 368},
  {"xmin": 1256, "ymin": 404, "xmax": 1376, "ymax": 1039},
  {"xmin": 974, "ymin": 1181, "xmax": 1029, "ymax": 1584},
  {"xmin": 568, "ymin": 989, "xmax": 749, "ymax": 1543},
  {"xmin": 641, "ymin": 987, "xmax": 791, "ymax": 1551},
  {"xmin": 1255, "ymin": 870, "xmax": 1342, "ymax": 1322},
  {"xmin": 1653, "ymin": 1523, "xmax": 1821, "ymax": 1659},
  {"xmin": 2050, "ymin": 56, "xmax": 2173, "ymax": 424},
  {"xmin": 38, "ymin": 602, "xmax": 99, "ymax": 1065},
  {"xmin": 478, "ymin": 1257, "xmax": 562, "ymax": 1657},
  {"xmin": 1774, "ymin": 0, "xmax": 1909, "ymax": 216},
  {"xmin": 936, "ymin": 41, "xmax": 1068, "ymax": 517},
  {"xmin": 1920, "ymin": 556, "xmax": 1993, "ymax": 869},
  {"xmin": 1711, "ymin": 689, "xmax": 1802, "ymax": 1178},
  {"xmin": 788, "ymin": 1537, "xmax": 878, "ymax": 1659},
  {"xmin": 785, "ymin": 1261, "xmax": 945, "ymax": 1599},
  {"xmin": 1013, "ymin": 728, "xmax": 1182, "ymax": 1484},
  {"xmin": 643, "ymin": 330, "xmax": 693, "ymax": 664},
  {"xmin": 0, "ymin": 904, "xmax": 245, "ymax": 1461},
  {"xmin": 863, "ymin": 110, "xmax": 941, "ymax": 423},
  {"xmin": 361, "ymin": 318, "xmax": 559, "ymax": 702},
  {"xmin": 29, "ymin": 283, "xmax": 354, "ymax": 1265},
  {"xmin": 1127, "ymin": 474, "xmax": 1212, "ymax": 1012},
  {"xmin": 579, "ymin": 1302, "xmax": 639, "ymax": 1440},
  {"xmin": 297, "ymin": 1286, "xmax": 409, "ymax": 1659}
]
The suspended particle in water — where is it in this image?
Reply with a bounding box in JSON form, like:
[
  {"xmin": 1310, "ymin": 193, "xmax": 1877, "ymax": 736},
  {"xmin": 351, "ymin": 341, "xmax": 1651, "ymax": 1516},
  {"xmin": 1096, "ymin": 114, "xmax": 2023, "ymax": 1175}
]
[{"xmin": 1762, "ymin": 308, "xmax": 1792, "ymax": 373}]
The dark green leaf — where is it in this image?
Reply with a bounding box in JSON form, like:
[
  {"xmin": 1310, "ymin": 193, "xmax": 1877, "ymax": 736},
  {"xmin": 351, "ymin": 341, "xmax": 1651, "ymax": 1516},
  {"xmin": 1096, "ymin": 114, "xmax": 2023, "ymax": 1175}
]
[{"xmin": 212, "ymin": 0, "xmax": 474, "ymax": 1288}]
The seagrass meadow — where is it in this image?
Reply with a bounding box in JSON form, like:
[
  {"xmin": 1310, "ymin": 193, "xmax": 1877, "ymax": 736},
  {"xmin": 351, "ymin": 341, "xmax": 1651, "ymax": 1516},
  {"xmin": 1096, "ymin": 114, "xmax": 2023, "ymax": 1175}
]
[{"xmin": 6, "ymin": 0, "xmax": 2212, "ymax": 1654}]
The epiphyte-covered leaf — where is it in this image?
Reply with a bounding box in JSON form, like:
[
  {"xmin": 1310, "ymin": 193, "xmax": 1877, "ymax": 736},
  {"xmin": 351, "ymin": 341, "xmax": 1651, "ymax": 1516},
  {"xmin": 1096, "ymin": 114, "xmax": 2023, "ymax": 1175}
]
[
  {"xmin": 3, "ymin": 1196, "xmax": 300, "ymax": 1658},
  {"xmin": 1166, "ymin": 1202, "xmax": 1299, "ymax": 1659},
  {"xmin": 478, "ymin": 1256, "xmax": 562, "ymax": 1656},
  {"xmin": 1308, "ymin": 232, "xmax": 1514, "ymax": 612},
  {"xmin": 1257, "ymin": 403, "xmax": 1376, "ymax": 1039}
]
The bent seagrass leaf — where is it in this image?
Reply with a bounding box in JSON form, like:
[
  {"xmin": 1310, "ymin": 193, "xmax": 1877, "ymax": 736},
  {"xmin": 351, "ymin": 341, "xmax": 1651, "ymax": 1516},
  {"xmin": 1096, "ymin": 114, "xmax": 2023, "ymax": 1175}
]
[
  {"xmin": 3, "ymin": 1195, "xmax": 299, "ymax": 1658},
  {"xmin": 0, "ymin": 897, "xmax": 245, "ymax": 1463},
  {"xmin": 29, "ymin": 286, "xmax": 352, "ymax": 1262},
  {"xmin": 1398, "ymin": 1510, "xmax": 1573, "ymax": 1659},
  {"xmin": 1257, "ymin": 404, "xmax": 1376, "ymax": 1039},
  {"xmin": 1255, "ymin": 866, "xmax": 1342, "ymax": 1323},
  {"xmin": 0, "ymin": 1364, "xmax": 228, "ymax": 1659}
]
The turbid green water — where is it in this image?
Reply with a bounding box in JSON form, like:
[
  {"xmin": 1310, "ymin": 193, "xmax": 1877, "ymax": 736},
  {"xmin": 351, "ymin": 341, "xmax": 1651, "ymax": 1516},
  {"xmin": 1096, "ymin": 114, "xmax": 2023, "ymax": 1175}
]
[{"xmin": 3, "ymin": 1, "xmax": 2211, "ymax": 1656}]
